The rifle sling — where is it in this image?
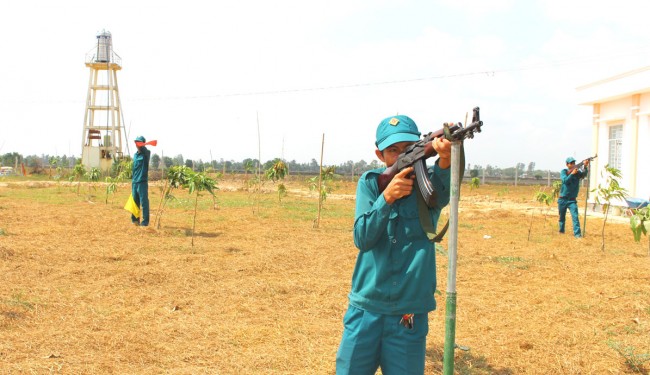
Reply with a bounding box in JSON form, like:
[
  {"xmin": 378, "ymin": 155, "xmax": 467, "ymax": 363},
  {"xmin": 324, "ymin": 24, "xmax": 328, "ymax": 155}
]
[{"xmin": 416, "ymin": 141, "xmax": 465, "ymax": 243}]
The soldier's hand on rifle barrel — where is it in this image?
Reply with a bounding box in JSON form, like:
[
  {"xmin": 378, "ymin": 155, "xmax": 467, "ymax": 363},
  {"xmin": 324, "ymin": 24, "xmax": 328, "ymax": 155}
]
[
  {"xmin": 383, "ymin": 167, "xmax": 414, "ymax": 205},
  {"xmin": 584, "ymin": 159, "xmax": 590, "ymax": 167},
  {"xmin": 433, "ymin": 137, "xmax": 452, "ymax": 169}
]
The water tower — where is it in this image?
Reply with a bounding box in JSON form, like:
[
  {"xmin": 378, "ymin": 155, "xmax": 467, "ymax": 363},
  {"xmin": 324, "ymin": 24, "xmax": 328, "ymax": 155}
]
[{"xmin": 81, "ymin": 29, "xmax": 128, "ymax": 172}]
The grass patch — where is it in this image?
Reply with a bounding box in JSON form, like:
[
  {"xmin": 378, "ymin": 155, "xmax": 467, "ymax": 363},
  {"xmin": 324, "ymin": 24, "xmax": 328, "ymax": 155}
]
[
  {"xmin": 435, "ymin": 243, "xmax": 447, "ymax": 256},
  {"xmin": 3, "ymin": 293, "xmax": 36, "ymax": 310},
  {"xmin": 491, "ymin": 256, "xmax": 530, "ymax": 269},
  {"xmin": 607, "ymin": 340, "xmax": 650, "ymax": 373},
  {"xmin": 459, "ymin": 222, "xmax": 484, "ymax": 230},
  {"xmin": 1, "ymin": 178, "xmax": 648, "ymax": 373},
  {"xmin": 497, "ymin": 187, "xmax": 510, "ymax": 197}
]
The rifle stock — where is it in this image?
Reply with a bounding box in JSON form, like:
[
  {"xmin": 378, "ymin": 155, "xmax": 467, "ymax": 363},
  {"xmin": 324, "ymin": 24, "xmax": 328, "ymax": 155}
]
[
  {"xmin": 377, "ymin": 165, "xmax": 398, "ymax": 193},
  {"xmin": 377, "ymin": 134, "xmax": 438, "ymax": 193}
]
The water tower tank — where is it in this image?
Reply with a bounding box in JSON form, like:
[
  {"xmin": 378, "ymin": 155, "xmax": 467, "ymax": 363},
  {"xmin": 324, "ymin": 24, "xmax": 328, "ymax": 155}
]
[{"xmin": 96, "ymin": 30, "xmax": 112, "ymax": 63}]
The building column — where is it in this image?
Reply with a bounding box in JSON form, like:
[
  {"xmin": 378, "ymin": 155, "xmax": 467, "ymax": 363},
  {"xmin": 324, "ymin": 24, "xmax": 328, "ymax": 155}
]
[
  {"xmin": 590, "ymin": 104, "xmax": 600, "ymax": 195},
  {"xmin": 629, "ymin": 94, "xmax": 640, "ymax": 197}
]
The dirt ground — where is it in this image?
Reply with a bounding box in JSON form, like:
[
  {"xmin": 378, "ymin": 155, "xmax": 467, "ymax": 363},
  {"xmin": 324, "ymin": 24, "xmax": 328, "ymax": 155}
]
[{"xmin": 0, "ymin": 176, "xmax": 648, "ymax": 374}]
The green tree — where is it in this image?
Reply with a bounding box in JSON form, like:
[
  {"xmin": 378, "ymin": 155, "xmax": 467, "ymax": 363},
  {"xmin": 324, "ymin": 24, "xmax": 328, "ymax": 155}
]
[
  {"xmin": 48, "ymin": 156, "xmax": 57, "ymax": 178},
  {"xmin": 25, "ymin": 155, "xmax": 44, "ymax": 174},
  {"xmin": 516, "ymin": 162, "xmax": 525, "ymax": 173},
  {"xmin": 0, "ymin": 152, "xmax": 21, "ymax": 167},
  {"xmin": 265, "ymin": 159, "xmax": 289, "ymax": 202},
  {"xmin": 86, "ymin": 167, "xmax": 101, "ymax": 196},
  {"xmin": 118, "ymin": 159, "xmax": 132, "ymax": 180},
  {"xmin": 154, "ymin": 165, "xmax": 191, "ymax": 229},
  {"xmin": 265, "ymin": 159, "xmax": 288, "ymax": 181},
  {"xmin": 629, "ymin": 206, "xmax": 650, "ymax": 256},
  {"xmin": 110, "ymin": 158, "xmax": 132, "ymax": 179},
  {"xmin": 162, "ymin": 156, "xmax": 173, "ymax": 169},
  {"xmin": 243, "ymin": 159, "xmax": 255, "ymax": 174},
  {"xmin": 52, "ymin": 165, "xmax": 64, "ymax": 188},
  {"xmin": 551, "ymin": 180, "xmax": 562, "ymax": 199},
  {"xmin": 310, "ymin": 166, "xmax": 336, "ymax": 204},
  {"xmin": 70, "ymin": 163, "xmax": 86, "ymax": 195},
  {"xmin": 105, "ymin": 176, "xmax": 118, "ymax": 204},
  {"xmin": 310, "ymin": 158, "xmax": 319, "ymax": 172},
  {"xmin": 527, "ymin": 162, "xmax": 535, "ymax": 174},
  {"xmin": 354, "ymin": 160, "xmax": 368, "ymax": 174},
  {"xmin": 593, "ymin": 164, "xmax": 629, "ymax": 251},
  {"xmin": 485, "ymin": 164, "xmax": 494, "ymax": 177},
  {"xmin": 529, "ymin": 189, "xmax": 554, "ymax": 241},
  {"xmin": 151, "ymin": 154, "xmax": 161, "ymax": 170},
  {"xmin": 188, "ymin": 170, "xmax": 218, "ymax": 247}
]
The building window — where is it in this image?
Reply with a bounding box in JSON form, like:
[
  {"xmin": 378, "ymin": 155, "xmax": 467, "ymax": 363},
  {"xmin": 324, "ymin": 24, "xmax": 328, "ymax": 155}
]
[{"xmin": 608, "ymin": 125, "xmax": 623, "ymax": 170}]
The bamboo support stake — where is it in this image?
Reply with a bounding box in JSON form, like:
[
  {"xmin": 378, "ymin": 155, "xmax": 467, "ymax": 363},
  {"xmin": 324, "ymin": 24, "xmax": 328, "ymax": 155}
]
[
  {"xmin": 442, "ymin": 140, "xmax": 462, "ymax": 375},
  {"xmin": 315, "ymin": 133, "xmax": 325, "ymax": 228},
  {"xmin": 514, "ymin": 164, "xmax": 518, "ymax": 186},
  {"xmin": 256, "ymin": 111, "xmax": 261, "ymax": 214},
  {"xmin": 582, "ymin": 168, "xmax": 591, "ymax": 236}
]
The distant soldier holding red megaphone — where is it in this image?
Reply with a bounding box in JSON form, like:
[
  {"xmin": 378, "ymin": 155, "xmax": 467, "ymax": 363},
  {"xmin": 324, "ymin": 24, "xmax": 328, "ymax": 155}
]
[{"xmin": 131, "ymin": 135, "xmax": 157, "ymax": 226}]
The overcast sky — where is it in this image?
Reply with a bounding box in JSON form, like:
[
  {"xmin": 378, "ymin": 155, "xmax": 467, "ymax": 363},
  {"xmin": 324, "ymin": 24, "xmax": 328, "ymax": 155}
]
[{"xmin": 1, "ymin": 0, "xmax": 649, "ymax": 171}]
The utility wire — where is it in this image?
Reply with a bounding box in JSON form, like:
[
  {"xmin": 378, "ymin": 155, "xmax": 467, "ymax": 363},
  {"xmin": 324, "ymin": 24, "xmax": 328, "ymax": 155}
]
[
  {"xmin": 98, "ymin": 49, "xmax": 650, "ymax": 101},
  {"xmin": 127, "ymin": 45, "xmax": 650, "ymax": 101},
  {"xmin": 4, "ymin": 47, "xmax": 650, "ymax": 104}
]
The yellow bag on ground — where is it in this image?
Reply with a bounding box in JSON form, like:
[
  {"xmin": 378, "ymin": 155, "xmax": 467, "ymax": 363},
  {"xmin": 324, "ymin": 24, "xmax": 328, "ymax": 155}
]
[{"xmin": 124, "ymin": 194, "xmax": 140, "ymax": 218}]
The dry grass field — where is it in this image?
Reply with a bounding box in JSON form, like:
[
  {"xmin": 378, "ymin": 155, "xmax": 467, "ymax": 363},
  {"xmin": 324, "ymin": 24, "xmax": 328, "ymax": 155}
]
[{"xmin": 0, "ymin": 175, "xmax": 649, "ymax": 374}]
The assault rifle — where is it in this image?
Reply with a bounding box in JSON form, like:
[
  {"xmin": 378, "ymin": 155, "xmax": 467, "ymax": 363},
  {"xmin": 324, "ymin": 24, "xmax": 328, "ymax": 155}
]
[
  {"xmin": 568, "ymin": 154, "xmax": 597, "ymax": 174},
  {"xmin": 377, "ymin": 107, "xmax": 483, "ymax": 208}
]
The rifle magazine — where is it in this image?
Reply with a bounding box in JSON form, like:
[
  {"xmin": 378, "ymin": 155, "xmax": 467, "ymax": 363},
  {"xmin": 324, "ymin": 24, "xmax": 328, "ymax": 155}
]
[{"xmin": 414, "ymin": 160, "xmax": 437, "ymax": 208}]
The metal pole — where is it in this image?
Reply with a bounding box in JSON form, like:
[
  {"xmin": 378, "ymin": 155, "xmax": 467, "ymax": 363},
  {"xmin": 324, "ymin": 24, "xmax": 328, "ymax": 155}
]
[{"xmin": 442, "ymin": 141, "xmax": 461, "ymax": 374}]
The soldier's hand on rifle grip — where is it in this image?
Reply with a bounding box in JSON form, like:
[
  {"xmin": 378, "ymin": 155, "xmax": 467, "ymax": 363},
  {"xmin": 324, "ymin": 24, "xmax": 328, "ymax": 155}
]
[
  {"xmin": 433, "ymin": 137, "xmax": 452, "ymax": 169},
  {"xmin": 383, "ymin": 167, "xmax": 414, "ymax": 205}
]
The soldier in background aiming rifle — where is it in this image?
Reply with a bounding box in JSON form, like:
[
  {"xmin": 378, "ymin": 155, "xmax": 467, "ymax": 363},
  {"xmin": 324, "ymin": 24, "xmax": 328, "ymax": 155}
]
[{"xmin": 558, "ymin": 156, "xmax": 590, "ymax": 238}]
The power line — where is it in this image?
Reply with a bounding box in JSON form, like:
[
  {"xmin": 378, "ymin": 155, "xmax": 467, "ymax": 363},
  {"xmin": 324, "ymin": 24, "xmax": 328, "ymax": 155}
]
[
  {"xmin": 129, "ymin": 46, "xmax": 650, "ymax": 101},
  {"xmin": 4, "ymin": 47, "xmax": 650, "ymax": 104}
]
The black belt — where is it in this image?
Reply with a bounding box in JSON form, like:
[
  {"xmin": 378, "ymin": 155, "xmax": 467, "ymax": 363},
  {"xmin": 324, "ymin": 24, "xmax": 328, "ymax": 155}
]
[{"xmin": 559, "ymin": 197, "xmax": 576, "ymax": 201}]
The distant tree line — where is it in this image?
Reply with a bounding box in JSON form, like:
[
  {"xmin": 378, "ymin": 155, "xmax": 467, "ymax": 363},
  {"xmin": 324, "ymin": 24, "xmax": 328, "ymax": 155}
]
[
  {"xmin": 467, "ymin": 162, "xmax": 561, "ymax": 179},
  {"xmin": 1, "ymin": 152, "xmax": 560, "ymax": 179},
  {"xmin": 0, "ymin": 153, "xmax": 78, "ymax": 174},
  {"xmin": 148, "ymin": 154, "xmax": 384, "ymax": 177}
]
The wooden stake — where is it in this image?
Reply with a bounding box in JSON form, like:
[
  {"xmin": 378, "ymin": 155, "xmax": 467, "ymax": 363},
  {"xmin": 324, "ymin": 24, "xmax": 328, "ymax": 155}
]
[
  {"xmin": 316, "ymin": 133, "xmax": 325, "ymax": 228},
  {"xmin": 256, "ymin": 111, "xmax": 261, "ymax": 215}
]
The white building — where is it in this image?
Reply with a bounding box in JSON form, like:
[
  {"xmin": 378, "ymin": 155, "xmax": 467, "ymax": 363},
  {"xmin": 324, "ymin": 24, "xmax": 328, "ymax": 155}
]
[{"xmin": 576, "ymin": 66, "xmax": 650, "ymax": 209}]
